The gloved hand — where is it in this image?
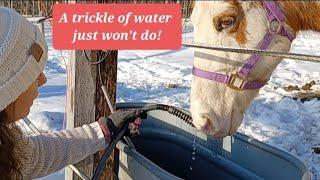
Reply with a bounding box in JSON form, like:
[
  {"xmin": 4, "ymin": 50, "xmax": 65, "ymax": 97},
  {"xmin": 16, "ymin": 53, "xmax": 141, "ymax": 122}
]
[{"xmin": 98, "ymin": 109, "xmax": 147, "ymax": 144}]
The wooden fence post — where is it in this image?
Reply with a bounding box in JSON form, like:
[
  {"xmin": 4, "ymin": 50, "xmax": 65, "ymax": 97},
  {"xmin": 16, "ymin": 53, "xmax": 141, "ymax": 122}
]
[
  {"xmin": 66, "ymin": 49, "xmax": 118, "ymax": 180},
  {"xmin": 65, "ymin": 50, "xmax": 97, "ymax": 180}
]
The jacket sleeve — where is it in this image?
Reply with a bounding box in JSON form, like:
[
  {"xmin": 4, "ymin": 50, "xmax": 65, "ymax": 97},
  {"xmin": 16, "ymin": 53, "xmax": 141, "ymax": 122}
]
[{"xmin": 19, "ymin": 121, "xmax": 106, "ymax": 179}]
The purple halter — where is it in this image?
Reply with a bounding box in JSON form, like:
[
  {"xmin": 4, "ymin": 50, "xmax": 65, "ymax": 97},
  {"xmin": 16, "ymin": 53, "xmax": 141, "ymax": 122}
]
[{"xmin": 192, "ymin": 1, "xmax": 294, "ymax": 91}]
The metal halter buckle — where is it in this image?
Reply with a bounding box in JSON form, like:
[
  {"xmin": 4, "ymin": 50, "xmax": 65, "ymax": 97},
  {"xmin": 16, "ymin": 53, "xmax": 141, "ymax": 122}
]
[
  {"xmin": 268, "ymin": 19, "xmax": 282, "ymax": 34},
  {"xmin": 227, "ymin": 73, "xmax": 245, "ymax": 91}
]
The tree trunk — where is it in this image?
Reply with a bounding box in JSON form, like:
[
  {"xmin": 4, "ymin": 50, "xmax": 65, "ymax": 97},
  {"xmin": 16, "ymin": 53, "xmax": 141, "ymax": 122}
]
[
  {"xmin": 93, "ymin": 50, "xmax": 118, "ymax": 180},
  {"xmin": 66, "ymin": 49, "xmax": 118, "ymax": 180}
]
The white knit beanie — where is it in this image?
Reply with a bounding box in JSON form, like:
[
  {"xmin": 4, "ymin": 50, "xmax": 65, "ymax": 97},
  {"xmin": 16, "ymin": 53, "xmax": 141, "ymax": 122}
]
[{"xmin": 0, "ymin": 7, "xmax": 48, "ymax": 111}]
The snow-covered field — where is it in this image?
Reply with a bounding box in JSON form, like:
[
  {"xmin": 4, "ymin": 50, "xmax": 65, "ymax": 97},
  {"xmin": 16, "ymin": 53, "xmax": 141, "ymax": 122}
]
[{"xmin": 29, "ymin": 22, "xmax": 320, "ymax": 179}]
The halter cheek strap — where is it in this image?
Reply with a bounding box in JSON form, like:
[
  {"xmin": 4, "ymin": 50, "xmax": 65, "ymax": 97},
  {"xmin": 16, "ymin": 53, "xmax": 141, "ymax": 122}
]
[{"xmin": 192, "ymin": 1, "xmax": 294, "ymax": 91}]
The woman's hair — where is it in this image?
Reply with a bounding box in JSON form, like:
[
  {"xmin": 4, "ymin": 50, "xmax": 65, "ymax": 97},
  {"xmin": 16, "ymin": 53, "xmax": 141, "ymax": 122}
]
[{"xmin": 0, "ymin": 110, "xmax": 23, "ymax": 179}]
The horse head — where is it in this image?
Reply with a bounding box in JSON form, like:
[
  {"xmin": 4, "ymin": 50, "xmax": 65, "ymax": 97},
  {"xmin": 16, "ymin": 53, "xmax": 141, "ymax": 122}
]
[{"xmin": 190, "ymin": 1, "xmax": 295, "ymax": 137}]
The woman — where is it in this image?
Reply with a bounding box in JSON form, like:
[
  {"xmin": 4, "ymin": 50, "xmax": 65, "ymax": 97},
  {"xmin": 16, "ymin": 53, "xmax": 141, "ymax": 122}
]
[{"xmin": 0, "ymin": 7, "xmax": 129, "ymax": 179}]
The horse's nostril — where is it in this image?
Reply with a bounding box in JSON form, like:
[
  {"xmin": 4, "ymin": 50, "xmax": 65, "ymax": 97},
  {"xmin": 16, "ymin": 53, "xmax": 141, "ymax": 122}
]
[
  {"xmin": 199, "ymin": 115, "xmax": 216, "ymax": 133},
  {"xmin": 198, "ymin": 114, "xmax": 225, "ymax": 137}
]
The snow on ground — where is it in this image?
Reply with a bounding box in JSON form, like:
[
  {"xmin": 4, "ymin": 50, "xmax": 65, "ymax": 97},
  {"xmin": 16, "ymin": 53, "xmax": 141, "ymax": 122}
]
[
  {"xmin": 240, "ymin": 31, "xmax": 320, "ymax": 179},
  {"xmin": 29, "ymin": 22, "xmax": 319, "ymax": 179}
]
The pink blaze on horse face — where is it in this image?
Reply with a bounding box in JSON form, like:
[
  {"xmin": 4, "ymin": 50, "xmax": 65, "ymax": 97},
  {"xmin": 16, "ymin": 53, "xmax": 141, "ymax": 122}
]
[{"xmin": 190, "ymin": 1, "xmax": 294, "ymax": 137}]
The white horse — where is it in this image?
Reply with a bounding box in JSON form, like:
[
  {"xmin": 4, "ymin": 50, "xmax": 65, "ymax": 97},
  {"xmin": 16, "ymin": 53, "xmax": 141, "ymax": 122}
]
[{"xmin": 190, "ymin": 1, "xmax": 320, "ymax": 137}]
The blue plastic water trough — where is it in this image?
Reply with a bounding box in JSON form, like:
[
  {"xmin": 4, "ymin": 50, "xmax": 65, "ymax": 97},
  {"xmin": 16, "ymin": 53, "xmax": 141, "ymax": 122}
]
[{"xmin": 116, "ymin": 103, "xmax": 311, "ymax": 180}]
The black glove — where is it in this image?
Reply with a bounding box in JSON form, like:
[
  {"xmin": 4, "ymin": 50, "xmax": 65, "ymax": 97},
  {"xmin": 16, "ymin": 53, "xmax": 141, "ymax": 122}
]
[{"xmin": 98, "ymin": 109, "xmax": 147, "ymax": 143}]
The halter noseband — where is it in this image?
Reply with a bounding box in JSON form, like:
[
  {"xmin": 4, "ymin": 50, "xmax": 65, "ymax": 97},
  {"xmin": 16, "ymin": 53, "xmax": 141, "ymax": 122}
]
[{"xmin": 192, "ymin": 1, "xmax": 294, "ymax": 91}]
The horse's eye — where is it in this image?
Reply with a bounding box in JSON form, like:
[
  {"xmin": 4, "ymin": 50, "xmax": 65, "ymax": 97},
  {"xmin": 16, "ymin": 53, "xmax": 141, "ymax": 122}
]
[{"xmin": 219, "ymin": 16, "xmax": 236, "ymax": 30}]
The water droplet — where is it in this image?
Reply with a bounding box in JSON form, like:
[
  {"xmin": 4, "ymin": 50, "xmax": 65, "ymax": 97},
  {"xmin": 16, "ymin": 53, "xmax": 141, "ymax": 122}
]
[{"xmin": 189, "ymin": 132, "xmax": 197, "ymax": 173}]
